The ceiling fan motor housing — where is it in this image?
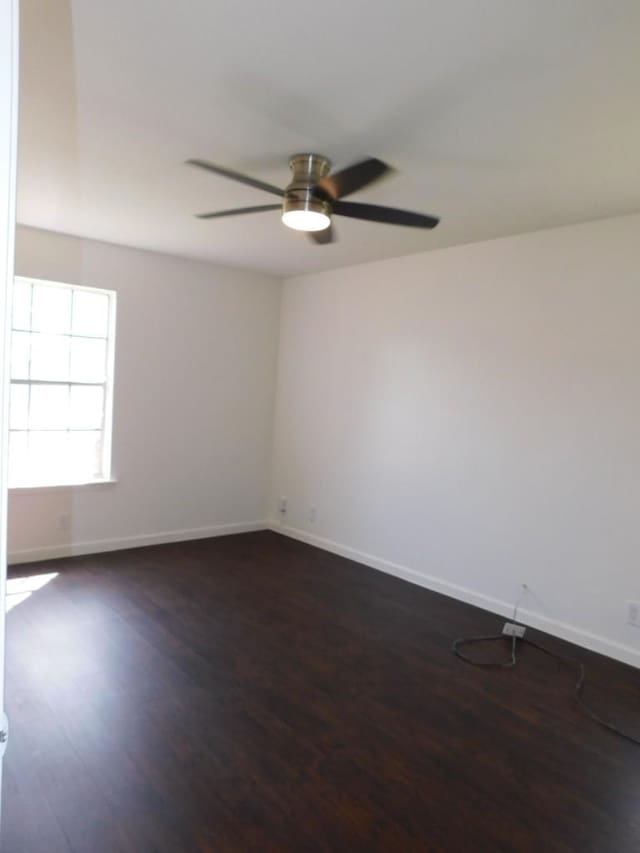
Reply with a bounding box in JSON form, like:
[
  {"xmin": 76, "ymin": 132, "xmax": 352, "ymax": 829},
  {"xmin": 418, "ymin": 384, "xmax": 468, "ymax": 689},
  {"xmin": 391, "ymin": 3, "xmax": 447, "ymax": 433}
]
[{"xmin": 283, "ymin": 153, "xmax": 332, "ymax": 219}]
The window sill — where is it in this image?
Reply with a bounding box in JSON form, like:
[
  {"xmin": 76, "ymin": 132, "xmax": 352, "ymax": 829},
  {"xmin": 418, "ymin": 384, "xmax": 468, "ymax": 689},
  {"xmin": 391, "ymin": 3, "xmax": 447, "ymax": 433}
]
[{"xmin": 9, "ymin": 478, "xmax": 118, "ymax": 496}]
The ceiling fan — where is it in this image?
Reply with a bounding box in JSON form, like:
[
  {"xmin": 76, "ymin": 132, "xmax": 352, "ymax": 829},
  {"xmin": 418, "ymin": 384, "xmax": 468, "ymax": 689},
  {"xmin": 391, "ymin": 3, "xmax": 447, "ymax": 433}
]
[{"xmin": 185, "ymin": 154, "xmax": 440, "ymax": 244}]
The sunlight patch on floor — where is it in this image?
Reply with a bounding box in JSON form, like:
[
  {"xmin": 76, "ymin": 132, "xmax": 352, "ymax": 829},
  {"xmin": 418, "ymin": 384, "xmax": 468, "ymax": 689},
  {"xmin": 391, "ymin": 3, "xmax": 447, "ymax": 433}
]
[{"xmin": 6, "ymin": 573, "xmax": 58, "ymax": 612}]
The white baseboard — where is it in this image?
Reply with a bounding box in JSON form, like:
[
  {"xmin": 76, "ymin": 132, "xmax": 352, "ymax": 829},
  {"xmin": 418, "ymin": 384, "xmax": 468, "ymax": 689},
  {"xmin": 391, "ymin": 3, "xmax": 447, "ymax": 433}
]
[
  {"xmin": 8, "ymin": 520, "xmax": 268, "ymax": 565},
  {"xmin": 269, "ymin": 520, "xmax": 640, "ymax": 670}
]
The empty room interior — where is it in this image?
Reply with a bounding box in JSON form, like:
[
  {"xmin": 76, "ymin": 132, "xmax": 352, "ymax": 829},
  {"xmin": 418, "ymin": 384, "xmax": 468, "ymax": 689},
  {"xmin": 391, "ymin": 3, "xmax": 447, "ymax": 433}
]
[{"xmin": 1, "ymin": 0, "xmax": 640, "ymax": 850}]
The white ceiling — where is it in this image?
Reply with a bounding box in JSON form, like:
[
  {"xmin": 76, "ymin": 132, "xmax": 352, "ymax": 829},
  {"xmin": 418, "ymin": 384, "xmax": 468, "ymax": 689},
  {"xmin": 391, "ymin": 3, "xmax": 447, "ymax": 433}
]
[{"xmin": 18, "ymin": 0, "xmax": 640, "ymax": 277}]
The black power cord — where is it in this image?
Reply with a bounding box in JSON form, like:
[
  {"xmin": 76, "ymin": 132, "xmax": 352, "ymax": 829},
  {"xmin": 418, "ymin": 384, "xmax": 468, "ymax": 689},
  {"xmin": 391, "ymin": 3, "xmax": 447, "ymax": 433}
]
[{"xmin": 452, "ymin": 632, "xmax": 640, "ymax": 747}]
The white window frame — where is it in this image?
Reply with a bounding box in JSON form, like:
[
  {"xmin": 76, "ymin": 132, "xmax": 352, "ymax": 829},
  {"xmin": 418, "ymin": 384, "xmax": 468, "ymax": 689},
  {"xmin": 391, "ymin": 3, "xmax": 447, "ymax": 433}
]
[{"xmin": 8, "ymin": 276, "xmax": 116, "ymax": 489}]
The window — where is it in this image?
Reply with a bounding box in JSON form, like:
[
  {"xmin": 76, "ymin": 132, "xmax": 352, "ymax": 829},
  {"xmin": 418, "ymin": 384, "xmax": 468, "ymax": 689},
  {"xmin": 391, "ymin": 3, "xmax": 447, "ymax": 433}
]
[{"xmin": 9, "ymin": 277, "xmax": 116, "ymax": 487}]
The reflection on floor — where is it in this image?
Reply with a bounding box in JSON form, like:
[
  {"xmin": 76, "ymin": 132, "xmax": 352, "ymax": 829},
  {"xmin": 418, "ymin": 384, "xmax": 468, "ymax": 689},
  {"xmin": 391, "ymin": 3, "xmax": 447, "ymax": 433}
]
[{"xmin": 6, "ymin": 572, "xmax": 58, "ymax": 613}]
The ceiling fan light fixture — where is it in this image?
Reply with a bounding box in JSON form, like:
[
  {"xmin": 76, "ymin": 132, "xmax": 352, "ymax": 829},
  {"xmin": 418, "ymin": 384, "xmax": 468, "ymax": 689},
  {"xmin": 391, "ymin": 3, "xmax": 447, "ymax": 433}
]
[
  {"xmin": 281, "ymin": 156, "xmax": 332, "ymax": 231},
  {"xmin": 281, "ymin": 208, "xmax": 331, "ymax": 232},
  {"xmin": 188, "ymin": 152, "xmax": 439, "ymax": 243}
]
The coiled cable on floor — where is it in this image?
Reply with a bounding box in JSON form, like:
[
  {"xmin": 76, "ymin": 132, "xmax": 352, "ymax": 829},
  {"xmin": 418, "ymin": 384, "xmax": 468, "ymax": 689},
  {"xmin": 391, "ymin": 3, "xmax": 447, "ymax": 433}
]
[{"xmin": 452, "ymin": 631, "xmax": 640, "ymax": 747}]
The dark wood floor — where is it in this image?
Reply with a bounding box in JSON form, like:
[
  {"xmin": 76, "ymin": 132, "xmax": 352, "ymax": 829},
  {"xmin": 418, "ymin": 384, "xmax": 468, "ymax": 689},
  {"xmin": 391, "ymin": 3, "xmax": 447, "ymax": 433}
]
[{"xmin": 2, "ymin": 531, "xmax": 639, "ymax": 852}]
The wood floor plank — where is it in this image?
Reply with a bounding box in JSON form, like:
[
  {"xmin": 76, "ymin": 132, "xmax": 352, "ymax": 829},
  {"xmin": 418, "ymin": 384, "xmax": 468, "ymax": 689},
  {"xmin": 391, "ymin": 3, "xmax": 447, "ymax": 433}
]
[{"xmin": 2, "ymin": 531, "xmax": 639, "ymax": 851}]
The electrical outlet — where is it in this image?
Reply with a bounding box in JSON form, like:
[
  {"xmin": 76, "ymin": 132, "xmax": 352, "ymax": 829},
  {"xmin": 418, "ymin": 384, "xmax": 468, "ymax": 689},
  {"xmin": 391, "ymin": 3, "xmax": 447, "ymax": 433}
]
[
  {"xmin": 58, "ymin": 512, "xmax": 70, "ymax": 531},
  {"xmin": 309, "ymin": 505, "xmax": 316, "ymax": 523},
  {"xmin": 627, "ymin": 601, "xmax": 640, "ymax": 627},
  {"xmin": 278, "ymin": 497, "xmax": 287, "ymax": 515},
  {"xmin": 502, "ymin": 622, "xmax": 526, "ymax": 638}
]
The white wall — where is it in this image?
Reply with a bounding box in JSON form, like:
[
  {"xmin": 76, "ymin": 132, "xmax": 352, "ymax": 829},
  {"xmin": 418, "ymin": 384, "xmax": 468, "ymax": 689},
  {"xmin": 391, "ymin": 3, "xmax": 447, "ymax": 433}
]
[
  {"xmin": 10, "ymin": 225, "xmax": 281, "ymax": 561},
  {"xmin": 11, "ymin": 215, "xmax": 640, "ymax": 668},
  {"xmin": 271, "ymin": 213, "xmax": 640, "ymax": 667}
]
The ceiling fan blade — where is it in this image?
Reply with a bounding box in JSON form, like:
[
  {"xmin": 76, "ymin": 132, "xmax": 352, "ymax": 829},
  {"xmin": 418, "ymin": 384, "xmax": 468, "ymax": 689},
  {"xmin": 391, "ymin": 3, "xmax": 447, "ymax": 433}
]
[
  {"xmin": 186, "ymin": 158, "xmax": 284, "ymax": 198},
  {"xmin": 195, "ymin": 204, "xmax": 281, "ymax": 219},
  {"xmin": 317, "ymin": 158, "xmax": 392, "ymax": 199},
  {"xmin": 333, "ymin": 200, "xmax": 439, "ymax": 229},
  {"xmin": 308, "ymin": 223, "xmax": 335, "ymax": 245}
]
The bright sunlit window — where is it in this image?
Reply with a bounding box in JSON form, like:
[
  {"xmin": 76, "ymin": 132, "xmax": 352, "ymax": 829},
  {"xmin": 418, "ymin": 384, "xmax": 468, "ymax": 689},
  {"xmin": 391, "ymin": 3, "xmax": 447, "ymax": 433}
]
[{"xmin": 9, "ymin": 277, "xmax": 116, "ymax": 488}]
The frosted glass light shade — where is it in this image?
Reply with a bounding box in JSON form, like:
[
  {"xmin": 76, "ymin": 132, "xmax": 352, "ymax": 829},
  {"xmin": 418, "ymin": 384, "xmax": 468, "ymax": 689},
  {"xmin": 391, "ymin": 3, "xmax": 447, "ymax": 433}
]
[{"xmin": 281, "ymin": 209, "xmax": 331, "ymax": 232}]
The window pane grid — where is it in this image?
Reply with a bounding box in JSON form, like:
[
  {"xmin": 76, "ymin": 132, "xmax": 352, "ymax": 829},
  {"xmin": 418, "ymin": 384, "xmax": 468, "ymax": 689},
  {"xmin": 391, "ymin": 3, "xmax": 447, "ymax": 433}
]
[
  {"xmin": 9, "ymin": 277, "xmax": 115, "ymax": 486},
  {"xmin": 10, "ymin": 429, "xmax": 104, "ymax": 433},
  {"xmin": 11, "ymin": 379, "xmax": 106, "ymax": 387},
  {"xmin": 20, "ymin": 329, "xmax": 109, "ymax": 341}
]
